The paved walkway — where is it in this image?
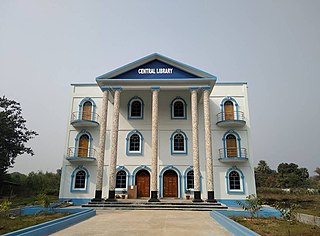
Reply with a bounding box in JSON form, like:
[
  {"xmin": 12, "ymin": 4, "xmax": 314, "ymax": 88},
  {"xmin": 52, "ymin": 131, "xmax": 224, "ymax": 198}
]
[{"xmin": 51, "ymin": 210, "xmax": 232, "ymax": 236}]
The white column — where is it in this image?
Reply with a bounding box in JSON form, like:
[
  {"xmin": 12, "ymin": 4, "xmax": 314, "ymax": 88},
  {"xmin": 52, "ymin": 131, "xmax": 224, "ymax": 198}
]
[
  {"xmin": 191, "ymin": 88, "xmax": 203, "ymax": 202},
  {"xmin": 107, "ymin": 88, "xmax": 121, "ymax": 201},
  {"xmin": 203, "ymin": 88, "xmax": 216, "ymax": 202},
  {"xmin": 149, "ymin": 87, "xmax": 160, "ymax": 202},
  {"xmin": 93, "ymin": 89, "xmax": 109, "ymax": 201}
]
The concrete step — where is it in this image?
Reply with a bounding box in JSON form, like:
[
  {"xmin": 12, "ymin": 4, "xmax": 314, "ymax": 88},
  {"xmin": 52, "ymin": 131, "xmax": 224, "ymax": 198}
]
[{"xmin": 82, "ymin": 201, "xmax": 228, "ymax": 211}]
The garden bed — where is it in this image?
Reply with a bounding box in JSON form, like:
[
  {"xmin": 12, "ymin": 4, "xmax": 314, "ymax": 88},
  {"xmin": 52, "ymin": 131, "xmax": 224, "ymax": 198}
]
[
  {"xmin": 0, "ymin": 212, "xmax": 70, "ymax": 235},
  {"xmin": 231, "ymin": 216, "xmax": 320, "ymax": 236}
]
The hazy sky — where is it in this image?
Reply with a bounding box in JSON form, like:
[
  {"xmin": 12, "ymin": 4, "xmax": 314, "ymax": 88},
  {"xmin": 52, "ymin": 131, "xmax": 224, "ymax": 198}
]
[{"xmin": 1, "ymin": 0, "xmax": 319, "ymax": 175}]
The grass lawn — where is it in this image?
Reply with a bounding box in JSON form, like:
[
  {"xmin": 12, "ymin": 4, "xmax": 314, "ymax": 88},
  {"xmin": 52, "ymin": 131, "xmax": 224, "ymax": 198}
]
[
  {"xmin": 0, "ymin": 212, "xmax": 70, "ymax": 234},
  {"xmin": 257, "ymin": 191, "xmax": 320, "ymax": 217},
  {"xmin": 231, "ymin": 217, "xmax": 320, "ymax": 236},
  {"xmin": 6, "ymin": 195, "xmax": 59, "ymax": 209}
]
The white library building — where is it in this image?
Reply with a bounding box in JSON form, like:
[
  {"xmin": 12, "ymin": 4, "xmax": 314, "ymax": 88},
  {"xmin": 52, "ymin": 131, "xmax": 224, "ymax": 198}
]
[{"xmin": 58, "ymin": 54, "xmax": 256, "ymax": 206}]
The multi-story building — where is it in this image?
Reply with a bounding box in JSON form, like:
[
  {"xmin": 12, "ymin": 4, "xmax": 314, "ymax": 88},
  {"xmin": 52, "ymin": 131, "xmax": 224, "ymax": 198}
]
[{"xmin": 59, "ymin": 53, "xmax": 256, "ymax": 206}]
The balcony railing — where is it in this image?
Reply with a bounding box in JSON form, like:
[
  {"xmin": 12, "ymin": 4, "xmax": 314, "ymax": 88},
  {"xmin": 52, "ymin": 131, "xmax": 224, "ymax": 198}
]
[
  {"xmin": 66, "ymin": 147, "xmax": 97, "ymax": 161},
  {"xmin": 70, "ymin": 111, "xmax": 100, "ymax": 127},
  {"xmin": 216, "ymin": 111, "xmax": 246, "ymax": 127},
  {"xmin": 218, "ymin": 147, "xmax": 248, "ymax": 162}
]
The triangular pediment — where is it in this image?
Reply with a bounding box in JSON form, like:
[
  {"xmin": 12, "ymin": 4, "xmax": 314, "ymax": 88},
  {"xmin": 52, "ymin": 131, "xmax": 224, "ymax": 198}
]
[{"xmin": 96, "ymin": 53, "xmax": 216, "ymax": 80}]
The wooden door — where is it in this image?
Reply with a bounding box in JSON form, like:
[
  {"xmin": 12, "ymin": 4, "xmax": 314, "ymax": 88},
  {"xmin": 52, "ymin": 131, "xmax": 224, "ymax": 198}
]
[
  {"xmin": 78, "ymin": 134, "xmax": 89, "ymax": 157},
  {"xmin": 224, "ymin": 101, "xmax": 234, "ymax": 120},
  {"xmin": 226, "ymin": 134, "xmax": 237, "ymax": 157},
  {"xmin": 163, "ymin": 170, "xmax": 178, "ymax": 198},
  {"xmin": 136, "ymin": 170, "xmax": 150, "ymax": 198},
  {"xmin": 82, "ymin": 101, "xmax": 92, "ymax": 120}
]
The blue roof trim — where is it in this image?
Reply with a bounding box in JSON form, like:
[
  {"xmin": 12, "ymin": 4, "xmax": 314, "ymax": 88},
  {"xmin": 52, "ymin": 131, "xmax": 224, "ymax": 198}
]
[{"xmin": 96, "ymin": 53, "xmax": 217, "ymax": 80}]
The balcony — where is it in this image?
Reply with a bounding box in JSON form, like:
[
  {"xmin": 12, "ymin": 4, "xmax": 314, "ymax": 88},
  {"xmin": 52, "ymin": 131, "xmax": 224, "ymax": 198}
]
[
  {"xmin": 216, "ymin": 111, "xmax": 246, "ymax": 127},
  {"xmin": 70, "ymin": 111, "xmax": 100, "ymax": 128},
  {"xmin": 218, "ymin": 148, "xmax": 248, "ymax": 163},
  {"xmin": 66, "ymin": 147, "xmax": 97, "ymax": 162}
]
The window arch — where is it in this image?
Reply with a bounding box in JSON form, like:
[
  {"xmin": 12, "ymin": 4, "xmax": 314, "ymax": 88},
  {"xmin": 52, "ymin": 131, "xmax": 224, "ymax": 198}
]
[
  {"xmin": 116, "ymin": 170, "xmax": 127, "ymax": 189},
  {"xmin": 220, "ymin": 96, "xmax": 239, "ymax": 120},
  {"xmin": 126, "ymin": 130, "xmax": 143, "ymax": 155},
  {"xmin": 79, "ymin": 98, "xmax": 96, "ymax": 121},
  {"xmin": 171, "ymin": 97, "xmax": 187, "ymax": 119},
  {"xmin": 170, "ymin": 130, "xmax": 188, "ymax": 154},
  {"xmin": 70, "ymin": 167, "xmax": 89, "ymax": 192},
  {"xmin": 183, "ymin": 166, "xmax": 202, "ymax": 193},
  {"xmin": 75, "ymin": 130, "xmax": 93, "ymax": 158},
  {"xmin": 222, "ymin": 130, "xmax": 241, "ymax": 158},
  {"xmin": 226, "ymin": 167, "xmax": 244, "ymax": 194},
  {"xmin": 128, "ymin": 96, "xmax": 144, "ymax": 119}
]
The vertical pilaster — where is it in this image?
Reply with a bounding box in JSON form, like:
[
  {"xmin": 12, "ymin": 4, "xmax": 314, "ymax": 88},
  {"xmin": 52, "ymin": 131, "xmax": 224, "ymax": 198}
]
[
  {"xmin": 93, "ymin": 89, "xmax": 109, "ymax": 201},
  {"xmin": 191, "ymin": 88, "xmax": 203, "ymax": 202},
  {"xmin": 149, "ymin": 87, "xmax": 160, "ymax": 202},
  {"xmin": 203, "ymin": 88, "xmax": 216, "ymax": 202},
  {"xmin": 107, "ymin": 88, "xmax": 121, "ymax": 201}
]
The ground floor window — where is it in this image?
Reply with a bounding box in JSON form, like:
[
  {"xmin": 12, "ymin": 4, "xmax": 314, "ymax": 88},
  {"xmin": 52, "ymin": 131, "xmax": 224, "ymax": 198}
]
[{"xmin": 116, "ymin": 170, "xmax": 127, "ymax": 188}]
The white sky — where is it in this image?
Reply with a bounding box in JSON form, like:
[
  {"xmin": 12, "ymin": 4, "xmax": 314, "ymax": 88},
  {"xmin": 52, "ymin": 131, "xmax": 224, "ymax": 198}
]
[{"xmin": 1, "ymin": 0, "xmax": 319, "ymax": 175}]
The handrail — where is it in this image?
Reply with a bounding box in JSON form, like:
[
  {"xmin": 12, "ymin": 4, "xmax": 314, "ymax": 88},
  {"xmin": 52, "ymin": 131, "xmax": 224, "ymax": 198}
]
[
  {"xmin": 71, "ymin": 111, "xmax": 100, "ymax": 123},
  {"xmin": 218, "ymin": 147, "xmax": 247, "ymax": 159},
  {"xmin": 67, "ymin": 147, "xmax": 97, "ymax": 159},
  {"xmin": 216, "ymin": 111, "xmax": 245, "ymax": 122}
]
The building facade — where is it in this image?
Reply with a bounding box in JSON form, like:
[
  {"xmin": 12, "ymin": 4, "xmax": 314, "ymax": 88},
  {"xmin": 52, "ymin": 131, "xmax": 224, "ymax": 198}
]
[{"xmin": 59, "ymin": 54, "xmax": 256, "ymax": 206}]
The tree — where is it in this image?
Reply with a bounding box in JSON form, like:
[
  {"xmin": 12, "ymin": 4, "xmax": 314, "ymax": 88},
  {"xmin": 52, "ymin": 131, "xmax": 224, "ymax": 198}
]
[
  {"xmin": 277, "ymin": 162, "xmax": 309, "ymax": 188},
  {"xmin": 0, "ymin": 96, "xmax": 38, "ymax": 182},
  {"xmin": 254, "ymin": 160, "xmax": 278, "ymax": 188}
]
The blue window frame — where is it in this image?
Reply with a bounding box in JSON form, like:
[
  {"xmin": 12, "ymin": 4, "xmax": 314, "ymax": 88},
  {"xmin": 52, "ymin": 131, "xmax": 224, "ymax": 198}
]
[
  {"xmin": 171, "ymin": 97, "xmax": 187, "ymax": 119},
  {"xmin": 70, "ymin": 167, "xmax": 89, "ymax": 192},
  {"xmin": 78, "ymin": 98, "xmax": 96, "ymax": 121},
  {"xmin": 170, "ymin": 130, "xmax": 188, "ymax": 155},
  {"xmin": 128, "ymin": 96, "xmax": 144, "ymax": 119},
  {"xmin": 126, "ymin": 130, "xmax": 143, "ymax": 155},
  {"xmin": 225, "ymin": 167, "xmax": 245, "ymax": 194},
  {"xmin": 116, "ymin": 170, "xmax": 127, "ymax": 188}
]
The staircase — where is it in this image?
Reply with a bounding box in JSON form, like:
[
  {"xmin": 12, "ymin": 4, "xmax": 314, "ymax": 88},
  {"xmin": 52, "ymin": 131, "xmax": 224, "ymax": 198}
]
[{"xmin": 82, "ymin": 199, "xmax": 228, "ymax": 211}]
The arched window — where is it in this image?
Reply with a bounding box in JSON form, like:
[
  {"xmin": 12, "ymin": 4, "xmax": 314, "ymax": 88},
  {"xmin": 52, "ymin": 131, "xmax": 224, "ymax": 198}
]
[
  {"xmin": 186, "ymin": 170, "xmax": 194, "ymax": 189},
  {"xmin": 116, "ymin": 170, "xmax": 127, "ymax": 188},
  {"xmin": 78, "ymin": 134, "xmax": 89, "ymax": 157},
  {"xmin": 229, "ymin": 171, "xmax": 240, "ymax": 190},
  {"xmin": 126, "ymin": 130, "xmax": 143, "ymax": 155},
  {"xmin": 226, "ymin": 167, "xmax": 244, "ymax": 194},
  {"xmin": 224, "ymin": 100, "xmax": 234, "ymax": 120},
  {"xmin": 171, "ymin": 130, "xmax": 188, "ymax": 154},
  {"xmin": 74, "ymin": 170, "xmax": 86, "ymax": 189},
  {"xmin": 226, "ymin": 134, "xmax": 237, "ymax": 157},
  {"xmin": 82, "ymin": 101, "xmax": 92, "ymax": 120},
  {"xmin": 171, "ymin": 97, "xmax": 187, "ymax": 119},
  {"xmin": 129, "ymin": 134, "xmax": 140, "ymax": 151},
  {"xmin": 128, "ymin": 97, "xmax": 144, "ymax": 119}
]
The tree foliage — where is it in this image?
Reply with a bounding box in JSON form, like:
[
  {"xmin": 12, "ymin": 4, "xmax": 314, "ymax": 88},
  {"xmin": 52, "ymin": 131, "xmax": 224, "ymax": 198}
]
[
  {"xmin": 255, "ymin": 160, "xmax": 313, "ymax": 189},
  {"xmin": 0, "ymin": 96, "xmax": 38, "ymax": 181}
]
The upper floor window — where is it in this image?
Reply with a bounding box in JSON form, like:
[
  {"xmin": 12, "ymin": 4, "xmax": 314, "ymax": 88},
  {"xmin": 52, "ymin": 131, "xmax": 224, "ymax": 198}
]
[
  {"xmin": 170, "ymin": 130, "xmax": 188, "ymax": 155},
  {"xmin": 171, "ymin": 97, "xmax": 187, "ymax": 119},
  {"xmin": 126, "ymin": 130, "xmax": 143, "ymax": 155},
  {"xmin": 226, "ymin": 134, "xmax": 237, "ymax": 158},
  {"xmin": 224, "ymin": 101, "xmax": 234, "ymax": 120},
  {"xmin": 116, "ymin": 170, "xmax": 127, "ymax": 188},
  {"xmin": 128, "ymin": 97, "xmax": 144, "ymax": 119},
  {"xmin": 78, "ymin": 134, "xmax": 89, "ymax": 157}
]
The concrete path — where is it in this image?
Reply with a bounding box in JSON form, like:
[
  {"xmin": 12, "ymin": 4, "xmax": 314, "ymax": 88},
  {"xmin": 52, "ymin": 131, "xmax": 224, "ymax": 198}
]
[{"xmin": 51, "ymin": 210, "xmax": 232, "ymax": 236}]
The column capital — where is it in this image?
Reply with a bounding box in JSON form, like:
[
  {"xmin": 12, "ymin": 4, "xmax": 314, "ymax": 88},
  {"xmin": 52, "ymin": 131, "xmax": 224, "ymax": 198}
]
[
  {"xmin": 112, "ymin": 86, "xmax": 123, "ymax": 91},
  {"xmin": 101, "ymin": 86, "xmax": 112, "ymax": 91},
  {"xmin": 201, "ymin": 86, "xmax": 213, "ymax": 91},
  {"xmin": 190, "ymin": 87, "xmax": 199, "ymax": 91},
  {"xmin": 151, "ymin": 86, "xmax": 160, "ymax": 91}
]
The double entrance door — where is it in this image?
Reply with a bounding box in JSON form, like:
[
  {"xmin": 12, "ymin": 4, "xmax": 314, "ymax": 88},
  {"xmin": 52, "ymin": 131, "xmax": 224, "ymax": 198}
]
[{"xmin": 135, "ymin": 169, "xmax": 178, "ymax": 198}]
